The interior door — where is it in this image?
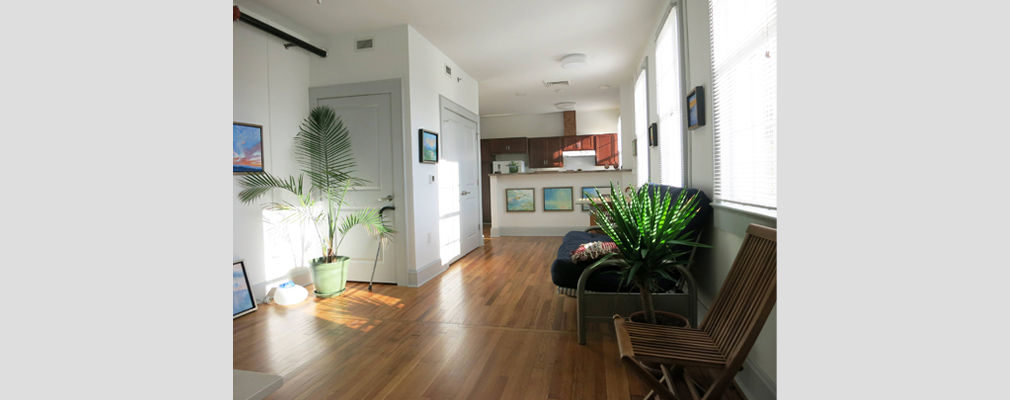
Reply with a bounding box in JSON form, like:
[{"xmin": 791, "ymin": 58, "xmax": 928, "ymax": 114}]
[
  {"xmin": 439, "ymin": 107, "xmax": 482, "ymax": 265},
  {"xmin": 316, "ymin": 94, "xmax": 397, "ymax": 283}
]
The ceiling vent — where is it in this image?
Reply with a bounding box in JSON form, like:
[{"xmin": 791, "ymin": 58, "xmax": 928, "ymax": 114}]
[
  {"xmin": 355, "ymin": 37, "xmax": 374, "ymax": 51},
  {"xmin": 543, "ymin": 80, "xmax": 571, "ymax": 87}
]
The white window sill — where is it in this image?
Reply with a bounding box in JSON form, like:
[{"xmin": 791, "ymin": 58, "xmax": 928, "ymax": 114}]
[{"xmin": 712, "ymin": 202, "xmax": 777, "ymax": 236}]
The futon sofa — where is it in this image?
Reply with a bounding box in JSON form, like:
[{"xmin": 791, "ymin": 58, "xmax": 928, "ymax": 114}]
[{"xmin": 549, "ymin": 184, "xmax": 712, "ymax": 344}]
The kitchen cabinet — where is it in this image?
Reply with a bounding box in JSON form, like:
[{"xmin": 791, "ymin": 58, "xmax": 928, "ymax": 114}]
[
  {"xmin": 480, "ymin": 139, "xmax": 493, "ymax": 162},
  {"xmin": 488, "ymin": 137, "xmax": 527, "ymax": 154},
  {"xmin": 594, "ymin": 133, "xmax": 619, "ymax": 166},
  {"xmin": 528, "ymin": 137, "xmax": 564, "ymax": 168},
  {"xmin": 562, "ymin": 135, "xmax": 595, "ymax": 151}
]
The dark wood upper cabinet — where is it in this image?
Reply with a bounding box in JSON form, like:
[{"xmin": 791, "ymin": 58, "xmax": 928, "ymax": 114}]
[
  {"xmin": 594, "ymin": 133, "xmax": 619, "ymax": 166},
  {"xmin": 489, "ymin": 137, "xmax": 527, "ymax": 154},
  {"xmin": 528, "ymin": 137, "xmax": 564, "ymax": 168},
  {"xmin": 562, "ymin": 135, "xmax": 595, "ymax": 151}
]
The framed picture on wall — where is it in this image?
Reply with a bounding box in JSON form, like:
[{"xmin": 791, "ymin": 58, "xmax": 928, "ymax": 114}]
[
  {"xmin": 544, "ymin": 187, "xmax": 574, "ymax": 211},
  {"xmin": 581, "ymin": 186, "xmax": 610, "ymax": 211},
  {"xmin": 419, "ymin": 129, "xmax": 439, "ymax": 164},
  {"xmin": 234, "ymin": 122, "xmax": 264, "ymax": 174},
  {"xmin": 687, "ymin": 86, "xmax": 705, "ymax": 130},
  {"xmin": 506, "ymin": 188, "xmax": 535, "ymax": 212},
  {"xmin": 233, "ymin": 260, "xmax": 258, "ymax": 319}
]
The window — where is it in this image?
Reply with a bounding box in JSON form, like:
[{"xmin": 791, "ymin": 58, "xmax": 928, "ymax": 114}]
[
  {"xmin": 656, "ymin": 6, "xmax": 684, "ymax": 187},
  {"xmin": 710, "ymin": 0, "xmax": 777, "ymax": 213},
  {"xmin": 634, "ymin": 66, "xmax": 649, "ymax": 186}
]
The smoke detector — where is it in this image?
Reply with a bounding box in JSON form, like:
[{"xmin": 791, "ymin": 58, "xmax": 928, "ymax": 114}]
[{"xmin": 561, "ymin": 53, "xmax": 588, "ymax": 69}]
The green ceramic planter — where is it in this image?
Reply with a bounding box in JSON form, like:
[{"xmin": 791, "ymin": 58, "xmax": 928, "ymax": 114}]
[{"xmin": 310, "ymin": 256, "xmax": 350, "ymax": 298}]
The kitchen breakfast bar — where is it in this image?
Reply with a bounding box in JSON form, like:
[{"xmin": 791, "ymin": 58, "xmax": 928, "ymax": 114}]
[{"xmin": 488, "ymin": 169, "xmax": 632, "ymax": 237}]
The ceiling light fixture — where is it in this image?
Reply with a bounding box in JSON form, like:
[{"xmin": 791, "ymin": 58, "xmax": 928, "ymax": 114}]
[
  {"xmin": 561, "ymin": 53, "xmax": 587, "ymax": 69},
  {"xmin": 555, "ymin": 102, "xmax": 576, "ymax": 110}
]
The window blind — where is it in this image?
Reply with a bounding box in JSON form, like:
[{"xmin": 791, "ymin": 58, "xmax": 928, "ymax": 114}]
[
  {"xmin": 710, "ymin": 0, "xmax": 777, "ymax": 210},
  {"xmin": 634, "ymin": 68, "xmax": 649, "ymax": 186},
  {"xmin": 656, "ymin": 6, "xmax": 684, "ymax": 187}
]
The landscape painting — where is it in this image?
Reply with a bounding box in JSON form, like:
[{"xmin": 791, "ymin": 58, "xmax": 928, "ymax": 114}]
[
  {"xmin": 581, "ymin": 186, "xmax": 610, "ymax": 211},
  {"xmin": 233, "ymin": 122, "xmax": 264, "ymax": 174},
  {"xmin": 544, "ymin": 187, "xmax": 574, "ymax": 211},
  {"xmin": 233, "ymin": 261, "xmax": 257, "ymax": 318},
  {"xmin": 420, "ymin": 129, "xmax": 439, "ymax": 164},
  {"xmin": 506, "ymin": 188, "xmax": 535, "ymax": 212}
]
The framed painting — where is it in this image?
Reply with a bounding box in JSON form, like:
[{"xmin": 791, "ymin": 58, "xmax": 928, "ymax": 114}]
[
  {"xmin": 233, "ymin": 260, "xmax": 258, "ymax": 319},
  {"xmin": 234, "ymin": 122, "xmax": 264, "ymax": 174},
  {"xmin": 544, "ymin": 187, "xmax": 574, "ymax": 211},
  {"xmin": 687, "ymin": 86, "xmax": 705, "ymax": 130},
  {"xmin": 419, "ymin": 129, "xmax": 439, "ymax": 164},
  {"xmin": 581, "ymin": 186, "xmax": 610, "ymax": 211},
  {"xmin": 505, "ymin": 188, "xmax": 535, "ymax": 212}
]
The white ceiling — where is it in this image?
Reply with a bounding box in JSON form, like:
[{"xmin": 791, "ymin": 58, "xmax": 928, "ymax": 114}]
[{"xmin": 237, "ymin": 0, "xmax": 668, "ymax": 117}]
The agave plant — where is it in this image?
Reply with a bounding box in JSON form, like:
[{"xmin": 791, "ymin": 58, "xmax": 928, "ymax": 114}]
[
  {"xmin": 237, "ymin": 106, "xmax": 394, "ymax": 265},
  {"xmin": 589, "ymin": 182, "xmax": 710, "ymax": 324}
]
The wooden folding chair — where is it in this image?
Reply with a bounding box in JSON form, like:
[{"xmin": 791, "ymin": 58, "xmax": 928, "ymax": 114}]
[{"xmin": 613, "ymin": 224, "xmax": 776, "ymax": 400}]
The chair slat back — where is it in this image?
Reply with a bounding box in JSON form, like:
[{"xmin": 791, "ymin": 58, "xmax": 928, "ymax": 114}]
[{"xmin": 698, "ymin": 224, "xmax": 777, "ymax": 362}]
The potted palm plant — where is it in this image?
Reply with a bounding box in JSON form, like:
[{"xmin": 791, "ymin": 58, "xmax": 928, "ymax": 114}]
[
  {"xmin": 588, "ymin": 182, "xmax": 710, "ymax": 325},
  {"xmin": 237, "ymin": 106, "xmax": 394, "ymax": 298}
]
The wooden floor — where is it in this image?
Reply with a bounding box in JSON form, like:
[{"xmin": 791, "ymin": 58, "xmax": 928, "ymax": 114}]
[{"xmin": 234, "ymin": 230, "xmax": 745, "ymax": 399}]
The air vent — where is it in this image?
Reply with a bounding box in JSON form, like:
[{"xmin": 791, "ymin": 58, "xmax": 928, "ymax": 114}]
[
  {"xmin": 445, "ymin": 64, "xmax": 452, "ymax": 76},
  {"xmin": 543, "ymin": 80, "xmax": 571, "ymax": 87},
  {"xmin": 355, "ymin": 37, "xmax": 374, "ymax": 51}
]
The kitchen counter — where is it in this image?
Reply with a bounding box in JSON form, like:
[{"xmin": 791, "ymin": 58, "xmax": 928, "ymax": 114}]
[
  {"xmin": 491, "ymin": 168, "xmax": 631, "ymax": 176},
  {"xmin": 488, "ymin": 169, "xmax": 633, "ymax": 237}
]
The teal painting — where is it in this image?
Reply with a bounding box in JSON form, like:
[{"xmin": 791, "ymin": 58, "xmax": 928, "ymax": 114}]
[
  {"xmin": 420, "ymin": 129, "xmax": 438, "ymax": 163},
  {"xmin": 506, "ymin": 188, "xmax": 535, "ymax": 212},
  {"xmin": 544, "ymin": 187, "xmax": 574, "ymax": 211}
]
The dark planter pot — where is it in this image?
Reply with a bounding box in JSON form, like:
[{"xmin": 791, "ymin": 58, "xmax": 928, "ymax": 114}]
[
  {"xmin": 309, "ymin": 256, "xmax": 350, "ymax": 298},
  {"xmin": 508, "ymin": 166, "xmax": 519, "ymax": 173}
]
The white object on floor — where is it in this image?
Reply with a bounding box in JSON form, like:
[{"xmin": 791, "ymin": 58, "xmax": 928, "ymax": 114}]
[
  {"xmin": 233, "ymin": 369, "xmax": 283, "ymax": 400},
  {"xmin": 273, "ymin": 280, "xmax": 308, "ymax": 305}
]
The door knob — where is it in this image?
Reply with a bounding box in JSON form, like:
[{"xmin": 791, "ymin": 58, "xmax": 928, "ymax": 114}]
[
  {"xmin": 378, "ymin": 195, "xmax": 394, "ymax": 202},
  {"xmin": 461, "ymin": 190, "xmax": 470, "ymax": 196}
]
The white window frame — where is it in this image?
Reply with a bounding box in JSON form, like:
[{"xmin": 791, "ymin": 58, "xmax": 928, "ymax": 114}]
[{"xmin": 710, "ymin": 0, "xmax": 778, "ymax": 219}]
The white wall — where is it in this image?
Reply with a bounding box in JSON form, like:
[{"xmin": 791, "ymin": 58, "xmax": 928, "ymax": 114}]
[
  {"xmin": 481, "ymin": 113, "xmax": 563, "ymax": 138},
  {"xmin": 406, "ymin": 26, "xmax": 480, "ymax": 284},
  {"xmin": 618, "ymin": 1, "xmax": 777, "ymax": 398},
  {"xmin": 233, "ymin": 18, "xmax": 312, "ymax": 302},
  {"xmin": 576, "ymin": 109, "xmax": 619, "ymax": 134}
]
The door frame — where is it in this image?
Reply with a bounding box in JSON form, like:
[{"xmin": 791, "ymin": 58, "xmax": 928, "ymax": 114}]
[
  {"xmin": 439, "ymin": 95, "xmax": 483, "ymax": 244},
  {"xmin": 309, "ymin": 79, "xmax": 408, "ymax": 287}
]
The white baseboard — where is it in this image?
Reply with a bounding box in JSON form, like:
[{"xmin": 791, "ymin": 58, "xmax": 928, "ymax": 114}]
[
  {"xmin": 408, "ymin": 258, "xmax": 444, "ymax": 287},
  {"xmin": 696, "ymin": 300, "xmax": 777, "ymax": 400},
  {"xmin": 494, "ymin": 226, "xmax": 588, "ymax": 237}
]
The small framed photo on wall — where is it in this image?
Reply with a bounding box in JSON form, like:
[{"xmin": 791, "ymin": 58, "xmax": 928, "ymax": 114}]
[
  {"xmin": 687, "ymin": 86, "xmax": 705, "ymax": 130},
  {"xmin": 419, "ymin": 129, "xmax": 439, "ymax": 164},
  {"xmin": 234, "ymin": 122, "xmax": 264, "ymax": 174}
]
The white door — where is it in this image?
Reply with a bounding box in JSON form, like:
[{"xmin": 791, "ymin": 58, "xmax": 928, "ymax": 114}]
[
  {"xmin": 439, "ymin": 108, "xmax": 481, "ymax": 265},
  {"xmin": 317, "ymin": 94, "xmax": 397, "ymax": 283}
]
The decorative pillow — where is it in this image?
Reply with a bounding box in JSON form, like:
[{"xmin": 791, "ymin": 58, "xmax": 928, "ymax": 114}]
[{"xmin": 571, "ymin": 241, "xmax": 619, "ymax": 263}]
